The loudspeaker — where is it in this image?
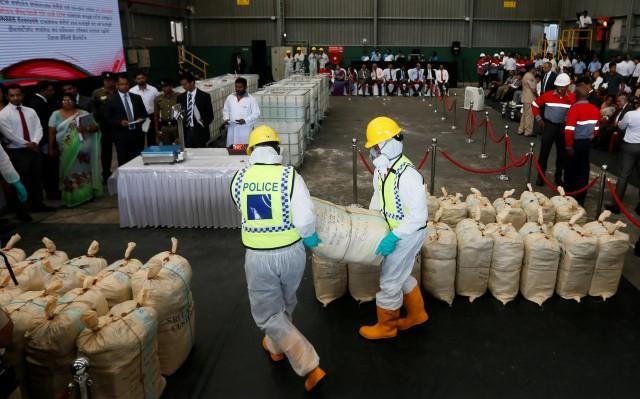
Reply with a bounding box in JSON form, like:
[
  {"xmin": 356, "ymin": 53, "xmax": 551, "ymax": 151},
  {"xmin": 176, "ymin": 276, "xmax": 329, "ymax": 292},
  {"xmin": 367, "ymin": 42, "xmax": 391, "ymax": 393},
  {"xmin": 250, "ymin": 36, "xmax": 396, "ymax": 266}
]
[
  {"xmin": 251, "ymin": 40, "xmax": 269, "ymax": 84},
  {"xmin": 451, "ymin": 41, "xmax": 461, "ymax": 56}
]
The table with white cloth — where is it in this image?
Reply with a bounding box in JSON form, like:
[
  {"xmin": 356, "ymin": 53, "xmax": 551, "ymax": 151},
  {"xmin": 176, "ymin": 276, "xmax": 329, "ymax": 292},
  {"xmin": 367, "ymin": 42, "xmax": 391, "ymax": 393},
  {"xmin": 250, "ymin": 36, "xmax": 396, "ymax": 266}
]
[{"xmin": 117, "ymin": 148, "xmax": 248, "ymax": 228}]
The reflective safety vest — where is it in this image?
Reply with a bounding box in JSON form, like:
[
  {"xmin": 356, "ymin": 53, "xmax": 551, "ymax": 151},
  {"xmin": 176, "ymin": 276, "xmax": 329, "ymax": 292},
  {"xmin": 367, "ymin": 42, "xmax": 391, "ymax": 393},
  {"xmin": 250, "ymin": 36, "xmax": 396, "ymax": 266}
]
[
  {"xmin": 377, "ymin": 154, "xmax": 415, "ymax": 229},
  {"xmin": 231, "ymin": 164, "xmax": 300, "ymax": 250}
]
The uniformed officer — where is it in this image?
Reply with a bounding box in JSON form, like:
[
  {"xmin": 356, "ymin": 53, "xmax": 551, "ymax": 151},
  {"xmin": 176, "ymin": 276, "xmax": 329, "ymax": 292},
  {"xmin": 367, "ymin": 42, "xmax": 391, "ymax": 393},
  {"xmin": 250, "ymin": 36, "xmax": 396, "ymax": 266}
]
[
  {"xmin": 92, "ymin": 71, "xmax": 116, "ymax": 183},
  {"xmin": 154, "ymin": 79, "xmax": 178, "ymax": 145},
  {"xmin": 230, "ymin": 125, "xmax": 326, "ymax": 392}
]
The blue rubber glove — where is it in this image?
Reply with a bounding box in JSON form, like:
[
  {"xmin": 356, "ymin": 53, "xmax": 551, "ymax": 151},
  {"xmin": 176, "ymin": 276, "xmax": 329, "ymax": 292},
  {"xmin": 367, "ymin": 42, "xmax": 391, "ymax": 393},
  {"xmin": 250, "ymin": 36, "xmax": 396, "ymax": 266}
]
[
  {"xmin": 12, "ymin": 181, "xmax": 27, "ymax": 203},
  {"xmin": 303, "ymin": 232, "xmax": 321, "ymax": 249},
  {"xmin": 375, "ymin": 231, "xmax": 400, "ymax": 257}
]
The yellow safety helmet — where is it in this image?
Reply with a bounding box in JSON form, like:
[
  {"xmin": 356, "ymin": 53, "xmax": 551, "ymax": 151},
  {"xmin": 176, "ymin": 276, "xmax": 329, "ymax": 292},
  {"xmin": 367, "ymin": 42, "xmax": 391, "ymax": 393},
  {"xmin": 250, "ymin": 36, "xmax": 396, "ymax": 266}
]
[
  {"xmin": 296, "ymin": 46, "xmax": 302, "ymax": 51},
  {"xmin": 247, "ymin": 125, "xmax": 280, "ymax": 155},
  {"xmin": 319, "ymin": 48, "xmax": 324, "ymax": 52},
  {"xmin": 365, "ymin": 117, "xmax": 402, "ymax": 148},
  {"xmin": 311, "ymin": 47, "xmax": 317, "ymax": 51}
]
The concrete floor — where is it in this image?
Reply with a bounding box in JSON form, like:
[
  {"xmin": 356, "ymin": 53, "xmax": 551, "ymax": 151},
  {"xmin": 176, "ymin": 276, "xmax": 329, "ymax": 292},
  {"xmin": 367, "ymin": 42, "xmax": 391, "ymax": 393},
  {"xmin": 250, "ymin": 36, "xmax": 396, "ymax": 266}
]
[{"xmin": 7, "ymin": 88, "xmax": 640, "ymax": 398}]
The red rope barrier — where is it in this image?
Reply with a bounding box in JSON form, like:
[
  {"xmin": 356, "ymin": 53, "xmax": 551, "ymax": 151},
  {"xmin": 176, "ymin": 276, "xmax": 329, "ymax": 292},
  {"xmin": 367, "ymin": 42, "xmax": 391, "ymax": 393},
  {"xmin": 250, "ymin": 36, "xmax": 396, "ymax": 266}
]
[
  {"xmin": 357, "ymin": 148, "xmax": 374, "ymax": 175},
  {"xmin": 443, "ymin": 96, "xmax": 456, "ymax": 112},
  {"xmin": 416, "ymin": 150, "xmax": 430, "ymax": 170},
  {"xmin": 607, "ymin": 179, "xmax": 640, "ymax": 227},
  {"xmin": 486, "ymin": 120, "xmax": 506, "ymax": 143},
  {"xmin": 564, "ymin": 176, "xmax": 599, "ymax": 196},
  {"xmin": 505, "ymin": 136, "xmax": 518, "ymax": 162},
  {"xmin": 531, "ymin": 154, "xmax": 600, "ymax": 196},
  {"xmin": 440, "ymin": 150, "xmax": 528, "ymax": 174}
]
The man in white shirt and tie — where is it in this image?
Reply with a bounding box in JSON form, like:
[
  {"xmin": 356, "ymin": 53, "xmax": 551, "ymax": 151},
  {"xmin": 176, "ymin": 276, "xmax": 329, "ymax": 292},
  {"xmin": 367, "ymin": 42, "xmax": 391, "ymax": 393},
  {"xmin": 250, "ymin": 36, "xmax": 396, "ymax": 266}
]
[
  {"xmin": 223, "ymin": 77, "xmax": 261, "ymax": 147},
  {"xmin": 129, "ymin": 70, "xmax": 159, "ymax": 146},
  {"xmin": 383, "ymin": 63, "xmax": 397, "ymax": 96},
  {"xmin": 371, "ymin": 63, "xmax": 384, "ymax": 96},
  {"xmin": 435, "ymin": 65, "xmax": 449, "ymax": 96},
  {"xmin": 0, "ymin": 84, "xmax": 53, "ymax": 219},
  {"xmin": 408, "ymin": 62, "xmax": 424, "ymax": 96}
]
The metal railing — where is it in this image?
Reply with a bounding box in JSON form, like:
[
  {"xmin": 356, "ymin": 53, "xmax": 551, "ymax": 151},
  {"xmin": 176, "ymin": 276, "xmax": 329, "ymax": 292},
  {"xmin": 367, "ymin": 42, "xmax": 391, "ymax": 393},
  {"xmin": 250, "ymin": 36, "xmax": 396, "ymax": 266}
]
[
  {"xmin": 560, "ymin": 28, "xmax": 593, "ymax": 51},
  {"xmin": 177, "ymin": 45, "xmax": 209, "ymax": 79}
]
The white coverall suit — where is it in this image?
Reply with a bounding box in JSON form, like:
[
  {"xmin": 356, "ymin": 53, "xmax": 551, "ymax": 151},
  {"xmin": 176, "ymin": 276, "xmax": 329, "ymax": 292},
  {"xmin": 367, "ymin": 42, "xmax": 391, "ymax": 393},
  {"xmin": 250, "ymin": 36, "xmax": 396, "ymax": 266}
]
[
  {"xmin": 240, "ymin": 146, "xmax": 319, "ymax": 377},
  {"xmin": 284, "ymin": 56, "xmax": 294, "ymax": 78},
  {"xmin": 369, "ymin": 139, "xmax": 428, "ymax": 310}
]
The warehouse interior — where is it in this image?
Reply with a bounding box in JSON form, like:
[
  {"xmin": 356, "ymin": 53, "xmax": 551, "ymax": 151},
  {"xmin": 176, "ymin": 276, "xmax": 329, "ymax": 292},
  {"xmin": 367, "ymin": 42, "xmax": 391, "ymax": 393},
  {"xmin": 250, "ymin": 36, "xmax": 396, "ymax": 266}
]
[{"xmin": 1, "ymin": 0, "xmax": 640, "ymax": 398}]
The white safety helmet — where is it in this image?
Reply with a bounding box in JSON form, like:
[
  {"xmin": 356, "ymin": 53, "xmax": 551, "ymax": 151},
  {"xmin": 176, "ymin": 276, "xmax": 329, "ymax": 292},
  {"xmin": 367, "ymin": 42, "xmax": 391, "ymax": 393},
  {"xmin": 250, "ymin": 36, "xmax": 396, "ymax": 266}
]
[
  {"xmin": 554, "ymin": 73, "xmax": 571, "ymax": 87},
  {"xmin": 493, "ymin": 53, "xmax": 499, "ymax": 57},
  {"xmin": 500, "ymin": 51, "xmax": 505, "ymax": 56},
  {"xmin": 480, "ymin": 53, "xmax": 486, "ymax": 57}
]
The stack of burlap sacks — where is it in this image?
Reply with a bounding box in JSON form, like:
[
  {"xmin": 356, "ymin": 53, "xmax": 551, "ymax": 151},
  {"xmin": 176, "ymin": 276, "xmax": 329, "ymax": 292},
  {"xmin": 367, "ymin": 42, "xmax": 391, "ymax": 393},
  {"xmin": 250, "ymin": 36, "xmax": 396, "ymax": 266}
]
[
  {"xmin": 311, "ymin": 187, "xmax": 630, "ymax": 307},
  {"xmin": 0, "ymin": 237, "xmax": 195, "ymax": 399}
]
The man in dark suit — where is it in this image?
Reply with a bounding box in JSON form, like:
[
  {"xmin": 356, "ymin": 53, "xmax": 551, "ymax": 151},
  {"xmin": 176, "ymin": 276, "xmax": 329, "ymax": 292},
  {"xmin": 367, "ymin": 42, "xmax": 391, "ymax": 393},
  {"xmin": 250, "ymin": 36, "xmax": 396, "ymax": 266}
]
[
  {"xmin": 178, "ymin": 74, "xmax": 214, "ymax": 148},
  {"xmin": 28, "ymin": 81, "xmax": 58, "ymax": 200},
  {"xmin": 104, "ymin": 75, "xmax": 147, "ymax": 165},
  {"xmin": 62, "ymin": 82, "xmax": 92, "ymax": 112},
  {"xmin": 540, "ymin": 62, "xmax": 557, "ymax": 94}
]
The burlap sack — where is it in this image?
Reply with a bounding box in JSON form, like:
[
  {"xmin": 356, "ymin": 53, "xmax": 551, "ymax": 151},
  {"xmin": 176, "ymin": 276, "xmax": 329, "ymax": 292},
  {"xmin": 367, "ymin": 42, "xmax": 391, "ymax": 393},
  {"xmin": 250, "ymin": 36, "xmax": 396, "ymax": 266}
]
[
  {"xmin": 0, "ymin": 273, "xmax": 23, "ymax": 307},
  {"xmin": 486, "ymin": 222, "xmax": 524, "ymax": 305},
  {"xmin": 519, "ymin": 208, "xmax": 553, "ymax": 237},
  {"xmin": 493, "ymin": 189, "xmax": 527, "ymax": 230},
  {"xmin": 411, "ymin": 252, "xmax": 421, "ymax": 282},
  {"xmin": 421, "ymin": 211, "xmax": 457, "ymax": 305},
  {"xmin": 520, "ymin": 184, "xmax": 556, "ymax": 224},
  {"xmin": 77, "ymin": 295, "xmax": 166, "ymax": 399},
  {"xmin": 0, "ymin": 257, "xmax": 49, "ymax": 292},
  {"xmin": 1, "ymin": 234, "xmax": 26, "ymax": 265},
  {"xmin": 455, "ymin": 218, "xmax": 494, "ymax": 302},
  {"xmin": 583, "ymin": 212, "xmax": 630, "ymax": 300},
  {"xmin": 4, "ymin": 281, "xmax": 62, "ymax": 399},
  {"xmin": 348, "ymin": 263, "xmax": 380, "ymax": 303},
  {"xmin": 520, "ymin": 227, "xmax": 561, "ymax": 305},
  {"xmin": 24, "ymin": 297, "xmax": 87, "ymax": 399},
  {"xmin": 550, "ymin": 187, "xmax": 588, "ymax": 224},
  {"xmin": 552, "ymin": 212, "xmax": 598, "ymax": 302},
  {"xmin": 65, "ymin": 240, "xmax": 108, "ymax": 276},
  {"xmin": 41, "ymin": 259, "xmax": 92, "ymax": 295},
  {"xmin": 466, "ymin": 188, "xmax": 497, "ymax": 225},
  {"xmin": 438, "ymin": 187, "xmax": 467, "ymax": 228},
  {"xmin": 95, "ymin": 243, "xmax": 143, "ymax": 307},
  {"xmin": 148, "ymin": 237, "xmax": 192, "ymax": 281},
  {"xmin": 313, "ymin": 198, "xmax": 387, "ymax": 266},
  {"xmin": 311, "ymin": 254, "xmax": 348, "ymax": 306},
  {"xmin": 27, "ymin": 237, "xmax": 69, "ymax": 267},
  {"xmin": 424, "ymin": 184, "xmax": 441, "ymax": 222},
  {"xmin": 57, "ymin": 284, "xmax": 109, "ymax": 317},
  {"xmin": 132, "ymin": 259, "xmax": 195, "ymax": 376}
]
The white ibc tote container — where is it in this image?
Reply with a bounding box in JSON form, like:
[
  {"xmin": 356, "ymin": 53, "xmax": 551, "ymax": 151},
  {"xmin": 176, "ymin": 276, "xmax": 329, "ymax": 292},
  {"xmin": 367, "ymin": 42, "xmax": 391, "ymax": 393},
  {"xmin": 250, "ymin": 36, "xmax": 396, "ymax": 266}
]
[
  {"xmin": 464, "ymin": 86, "xmax": 485, "ymax": 111},
  {"xmin": 258, "ymin": 121, "xmax": 305, "ymax": 167}
]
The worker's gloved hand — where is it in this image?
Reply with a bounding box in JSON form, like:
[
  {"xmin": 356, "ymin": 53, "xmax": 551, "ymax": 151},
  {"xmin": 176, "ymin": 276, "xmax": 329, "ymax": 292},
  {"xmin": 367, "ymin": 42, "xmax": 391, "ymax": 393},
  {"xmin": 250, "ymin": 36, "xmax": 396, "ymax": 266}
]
[
  {"xmin": 375, "ymin": 231, "xmax": 400, "ymax": 257},
  {"xmin": 303, "ymin": 233, "xmax": 321, "ymax": 249},
  {"xmin": 12, "ymin": 181, "xmax": 27, "ymax": 203}
]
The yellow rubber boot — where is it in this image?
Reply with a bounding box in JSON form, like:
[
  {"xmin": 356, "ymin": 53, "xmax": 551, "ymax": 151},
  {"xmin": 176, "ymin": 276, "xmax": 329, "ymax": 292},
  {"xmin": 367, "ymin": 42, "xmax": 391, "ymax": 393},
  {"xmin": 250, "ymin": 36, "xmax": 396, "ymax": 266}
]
[
  {"xmin": 358, "ymin": 306, "xmax": 400, "ymax": 340},
  {"xmin": 396, "ymin": 286, "xmax": 429, "ymax": 331},
  {"xmin": 262, "ymin": 337, "xmax": 284, "ymax": 362},
  {"xmin": 304, "ymin": 367, "xmax": 326, "ymax": 391}
]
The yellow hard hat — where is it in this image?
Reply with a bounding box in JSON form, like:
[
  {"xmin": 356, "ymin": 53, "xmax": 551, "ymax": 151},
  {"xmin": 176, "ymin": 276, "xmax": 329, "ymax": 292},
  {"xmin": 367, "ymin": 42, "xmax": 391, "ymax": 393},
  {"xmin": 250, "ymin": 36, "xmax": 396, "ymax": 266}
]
[
  {"xmin": 297, "ymin": 47, "xmax": 302, "ymax": 51},
  {"xmin": 319, "ymin": 48, "xmax": 324, "ymax": 51},
  {"xmin": 286, "ymin": 50, "xmax": 291, "ymax": 54},
  {"xmin": 365, "ymin": 117, "xmax": 401, "ymax": 148},
  {"xmin": 247, "ymin": 125, "xmax": 280, "ymax": 155},
  {"xmin": 312, "ymin": 47, "xmax": 317, "ymax": 51}
]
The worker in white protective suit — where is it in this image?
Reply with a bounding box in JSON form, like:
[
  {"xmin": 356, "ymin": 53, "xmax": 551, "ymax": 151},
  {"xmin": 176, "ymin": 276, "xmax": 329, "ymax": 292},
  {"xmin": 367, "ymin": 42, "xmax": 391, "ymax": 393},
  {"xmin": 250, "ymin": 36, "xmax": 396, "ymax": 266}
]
[
  {"xmin": 308, "ymin": 47, "xmax": 319, "ymax": 75},
  {"xmin": 284, "ymin": 50, "xmax": 294, "ymax": 78},
  {"xmin": 318, "ymin": 48, "xmax": 329, "ymax": 70},
  {"xmin": 294, "ymin": 47, "xmax": 305, "ymax": 74},
  {"xmin": 360, "ymin": 116, "xmax": 429, "ymax": 340},
  {"xmin": 223, "ymin": 77, "xmax": 261, "ymax": 147},
  {"xmin": 230, "ymin": 125, "xmax": 326, "ymax": 391}
]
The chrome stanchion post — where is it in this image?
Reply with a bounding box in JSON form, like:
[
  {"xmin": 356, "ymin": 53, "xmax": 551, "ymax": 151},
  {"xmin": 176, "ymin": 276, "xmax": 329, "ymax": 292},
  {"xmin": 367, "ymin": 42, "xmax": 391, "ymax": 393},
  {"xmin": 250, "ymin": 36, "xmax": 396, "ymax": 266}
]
[
  {"xmin": 466, "ymin": 101, "xmax": 475, "ymax": 143},
  {"xmin": 72, "ymin": 357, "xmax": 91, "ymax": 399},
  {"xmin": 479, "ymin": 111, "xmax": 489, "ymax": 159},
  {"xmin": 440, "ymin": 92, "xmax": 447, "ymax": 121},
  {"xmin": 451, "ymin": 92, "xmax": 457, "ymax": 130},
  {"xmin": 526, "ymin": 142, "xmax": 535, "ymax": 185},
  {"xmin": 434, "ymin": 92, "xmax": 439, "ymax": 113},
  {"xmin": 352, "ymin": 138, "xmax": 358, "ymax": 205},
  {"xmin": 497, "ymin": 125, "xmax": 510, "ymax": 181},
  {"xmin": 429, "ymin": 138, "xmax": 437, "ymax": 195},
  {"xmin": 596, "ymin": 164, "xmax": 608, "ymax": 217}
]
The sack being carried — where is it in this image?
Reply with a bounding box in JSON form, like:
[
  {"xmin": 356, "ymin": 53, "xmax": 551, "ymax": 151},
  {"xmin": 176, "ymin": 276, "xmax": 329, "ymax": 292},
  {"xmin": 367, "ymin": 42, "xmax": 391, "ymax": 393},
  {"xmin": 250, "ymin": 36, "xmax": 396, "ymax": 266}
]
[
  {"xmin": 455, "ymin": 218, "xmax": 494, "ymax": 302},
  {"xmin": 348, "ymin": 263, "xmax": 380, "ymax": 303},
  {"xmin": 312, "ymin": 198, "xmax": 387, "ymax": 266},
  {"xmin": 582, "ymin": 211, "xmax": 630, "ymax": 300},
  {"xmin": 77, "ymin": 294, "xmax": 166, "ymax": 399},
  {"xmin": 552, "ymin": 211, "xmax": 597, "ymax": 302},
  {"xmin": 94, "ymin": 242, "xmax": 143, "ymax": 307},
  {"xmin": 132, "ymin": 259, "xmax": 195, "ymax": 376},
  {"xmin": 311, "ymin": 254, "xmax": 347, "ymax": 306},
  {"xmin": 520, "ymin": 184, "xmax": 556, "ymax": 224},
  {"xmin": 551, "ymin": 187, "xmax": 587, "ymax": 224},
  {"xmin": 421, "ymin": 210, "xmax": 457, "ymax": 305},
  {"xmin": 466, "ymin": 188, "xmax": 496, "ymax": 225},
  {"xmin": 520, "ymin": 225, "xmax": 561, "ymax": 305},
  {"xmin": 438, "ymin": 188, "xmax": 467, "ymax": 228},
  {"xmin": 493, "ymin": 190, "xmax": 527, "ymax": 230},
  {"xmin": 486, "ymin": 222, "xmax": 524, "ymax": 305}
]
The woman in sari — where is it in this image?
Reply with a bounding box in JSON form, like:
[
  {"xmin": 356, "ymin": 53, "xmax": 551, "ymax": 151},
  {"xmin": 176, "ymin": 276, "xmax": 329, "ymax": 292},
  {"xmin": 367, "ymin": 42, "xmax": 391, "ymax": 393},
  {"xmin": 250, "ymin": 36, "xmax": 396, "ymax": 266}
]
[
  {"xmin": 332, "ymin": 64, "xmax": 347, "ymax": 96},
  {"xmin": 48, "ymin": 94, "xmax": 103, "ymax": 207}
]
